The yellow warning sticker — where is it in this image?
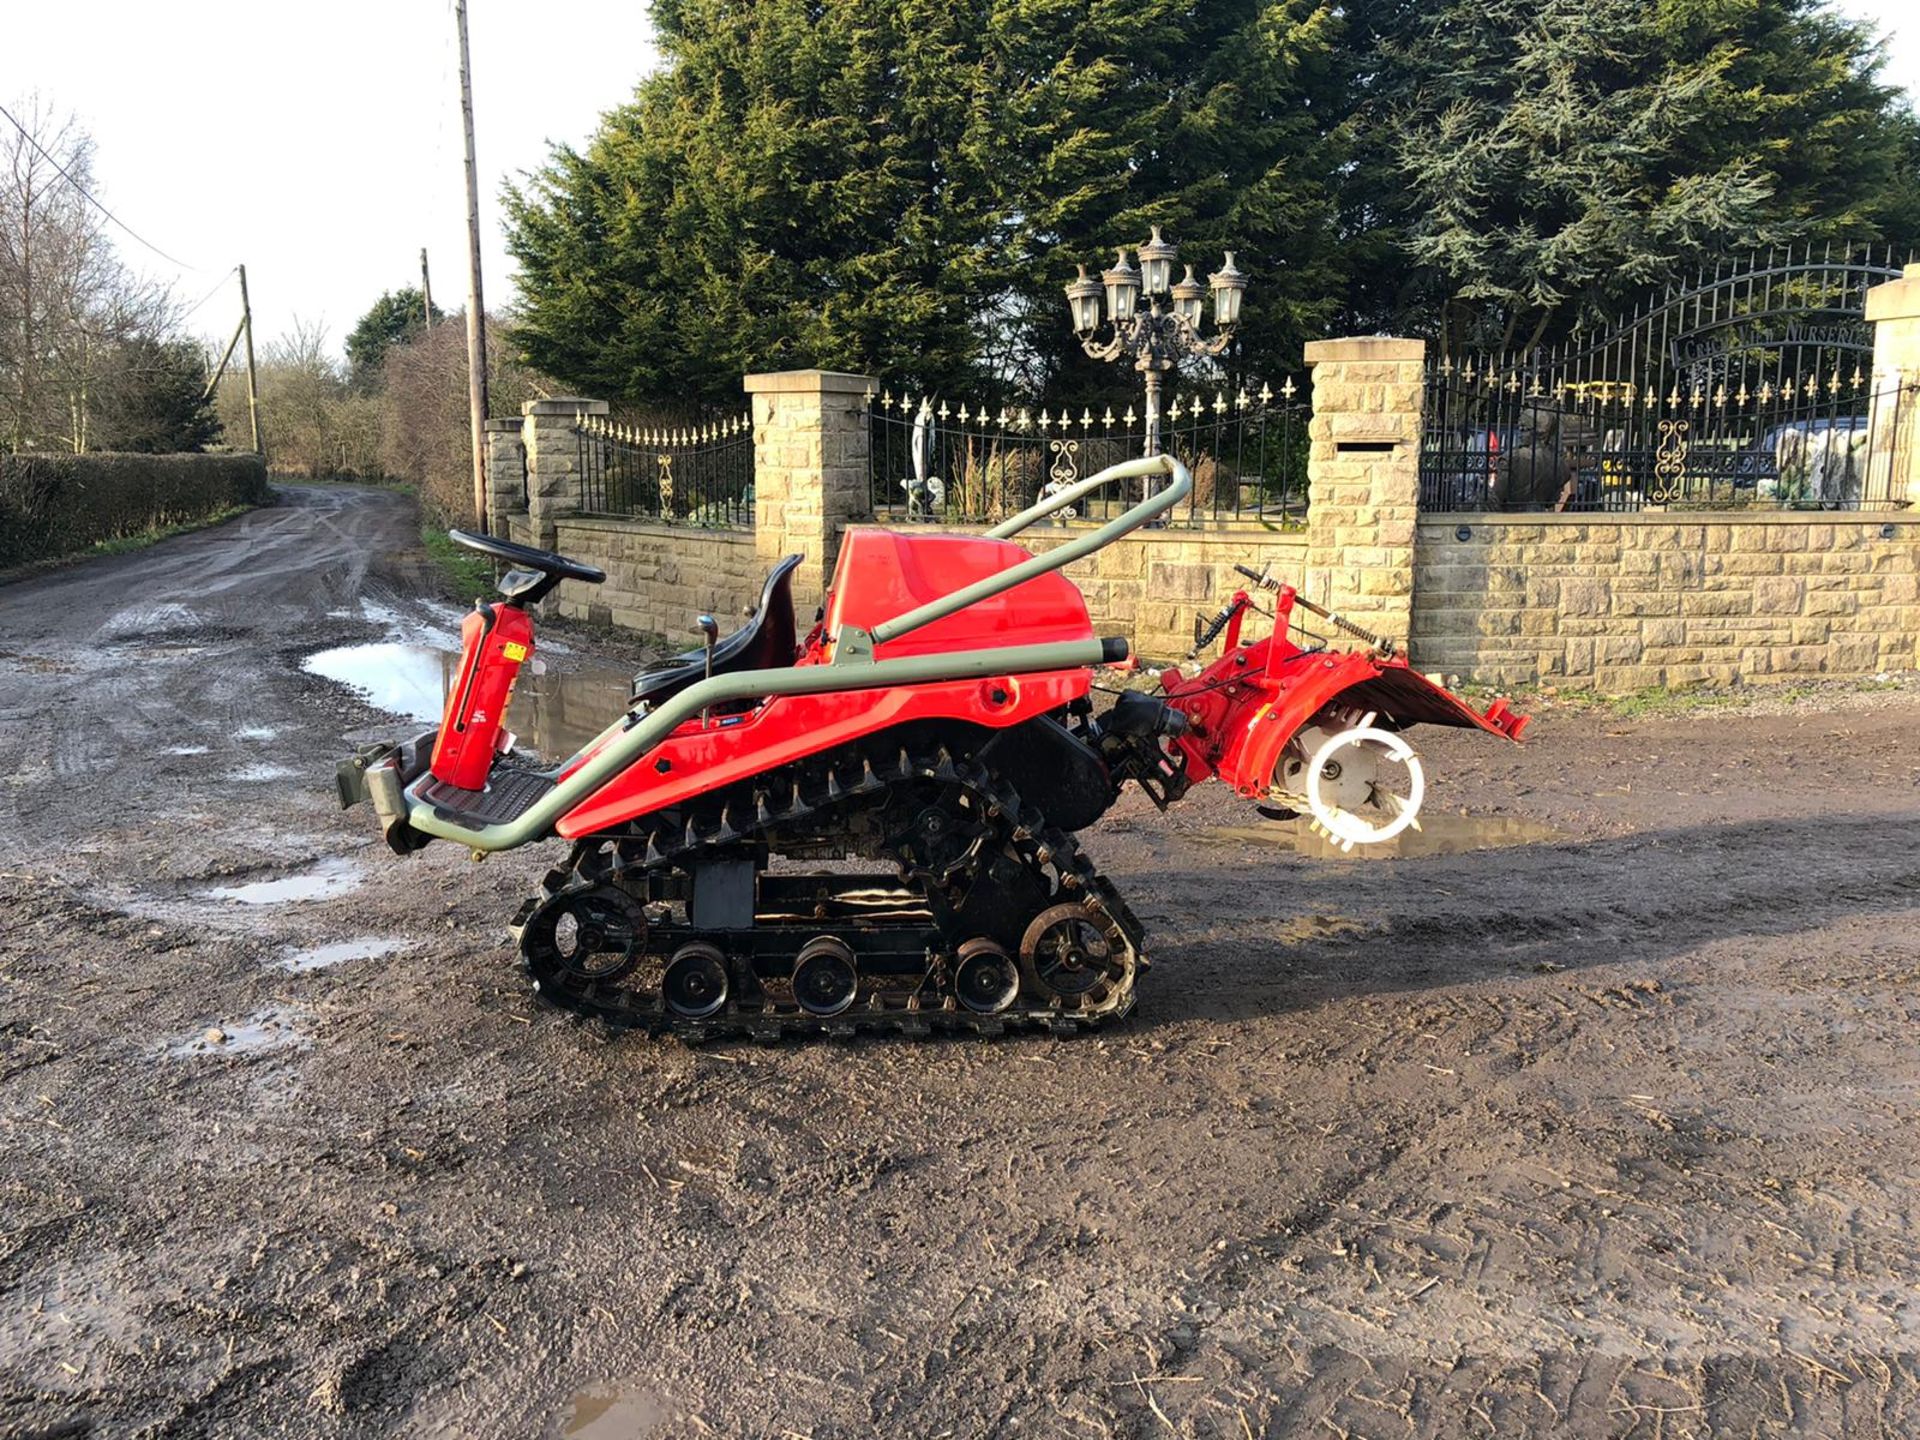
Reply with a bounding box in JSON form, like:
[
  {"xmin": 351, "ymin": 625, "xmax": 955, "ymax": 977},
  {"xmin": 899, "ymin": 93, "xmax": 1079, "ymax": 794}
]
[{"xmin": 502, "ymin": 642, "xmax": 529, "ymax": 662}]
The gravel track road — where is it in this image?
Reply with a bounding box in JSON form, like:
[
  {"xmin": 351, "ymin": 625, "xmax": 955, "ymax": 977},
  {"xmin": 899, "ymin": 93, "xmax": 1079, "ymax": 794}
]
[{"xmin": 4, "ymin": 484, "xmax": 1920, "ymax": 1438}]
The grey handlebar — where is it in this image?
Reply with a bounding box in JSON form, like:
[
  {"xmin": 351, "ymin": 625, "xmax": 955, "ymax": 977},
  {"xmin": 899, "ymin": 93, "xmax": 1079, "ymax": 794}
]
[{"xmin": 868, "ymin": 454, "xmax": 1192, "ymax": 647}]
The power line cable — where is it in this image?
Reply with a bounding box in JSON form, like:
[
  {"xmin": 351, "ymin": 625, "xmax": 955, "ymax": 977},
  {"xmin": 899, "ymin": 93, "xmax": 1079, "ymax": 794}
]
[
  {"xmin": 177, "ymin": 266, "xmax": 239, "ymax": 323},
  {"xmin": 0, "ymin": 100, "xmax": 201, "ymax": 271}
]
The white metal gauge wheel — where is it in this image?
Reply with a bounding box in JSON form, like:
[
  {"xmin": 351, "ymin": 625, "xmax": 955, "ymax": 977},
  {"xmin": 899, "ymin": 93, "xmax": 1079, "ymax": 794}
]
[{"xmin": 1303, "ymin": 717, "xmax": 1426, "ymax": 851}]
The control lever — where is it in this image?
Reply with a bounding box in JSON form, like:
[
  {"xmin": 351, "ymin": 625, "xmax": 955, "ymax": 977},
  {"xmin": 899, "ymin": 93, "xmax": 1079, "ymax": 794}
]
[{"xmin": 697, "ymin": 614, "xmax": 719, "ymax": 726}]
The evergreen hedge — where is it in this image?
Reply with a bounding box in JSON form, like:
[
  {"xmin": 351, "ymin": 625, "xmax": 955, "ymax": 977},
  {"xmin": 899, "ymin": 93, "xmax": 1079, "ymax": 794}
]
[{"xmin": 0, "ymin": 452, "xmax": 270, "ymax": 568}]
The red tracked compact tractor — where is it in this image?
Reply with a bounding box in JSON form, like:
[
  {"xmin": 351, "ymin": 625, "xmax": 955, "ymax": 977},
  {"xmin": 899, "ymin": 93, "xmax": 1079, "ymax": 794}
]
[{"xmin": 339, "ymin": 456, "xmax": 1527, "ymax": 1037}]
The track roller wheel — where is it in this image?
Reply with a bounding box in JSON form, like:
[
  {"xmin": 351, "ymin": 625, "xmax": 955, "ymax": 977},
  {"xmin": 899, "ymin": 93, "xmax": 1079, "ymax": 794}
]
[
  {"xmin": 1019, "ymin": 903, "xmax": 1127, "ymax": 1009},
  {"xmin": 953, "ymin": 938, "xmax": 1020, "ymax": 1014},
  {"xmin": 663, "ymin": 942, "xmax": 730, "ymax": 1019},
  {"xmin": 791, "ymin": 937, "xmax": 859, "ymax": 1018}
]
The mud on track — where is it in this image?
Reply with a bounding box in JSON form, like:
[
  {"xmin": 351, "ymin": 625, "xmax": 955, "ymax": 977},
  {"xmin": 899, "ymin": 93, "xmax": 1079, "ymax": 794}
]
[{"xmin": 5, "ymin": 485, "xmax": 1920, "ymax": 1438}]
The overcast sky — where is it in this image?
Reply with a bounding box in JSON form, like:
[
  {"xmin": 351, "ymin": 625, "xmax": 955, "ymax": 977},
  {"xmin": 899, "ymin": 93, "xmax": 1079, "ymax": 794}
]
[
  {"xmin": 1, "ymin": 0, "xmax": 659, "ymax": 358},
  {"xmin": 1, "ymin": 0, "xmax": 1914, "ymax": 362}
]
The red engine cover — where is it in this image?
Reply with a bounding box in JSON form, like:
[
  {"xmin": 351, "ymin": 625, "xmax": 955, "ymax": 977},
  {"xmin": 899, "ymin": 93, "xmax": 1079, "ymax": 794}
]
[
  {"xmin": 823, "ymin": 528, "xmax": 1095, "ymax": 659},
  {"xmin": 550, "ymin": 530, "xmax": 1099, "ymax": 837}
]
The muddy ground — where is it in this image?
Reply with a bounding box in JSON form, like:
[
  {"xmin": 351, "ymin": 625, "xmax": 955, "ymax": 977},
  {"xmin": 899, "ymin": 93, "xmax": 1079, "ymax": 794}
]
[{"xmin": 4, "ymin": 484, "xmax": 1920, "ymax": 1439}]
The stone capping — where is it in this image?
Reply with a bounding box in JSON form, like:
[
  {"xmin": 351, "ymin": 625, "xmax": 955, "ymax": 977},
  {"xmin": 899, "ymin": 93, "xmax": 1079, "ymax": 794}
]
[
  {"xmin": 1304, "ymin": 336, "xmax": 1424, "ymax": 364},
  {"xmin": 483, "ymin": 417, "xmax": 520, "ymax": 432},
  {"xmin": 1418, "ymin": 511, "xmax": 1918, "ymax": 528},
  {"xmin": 1012, "ymin": 523, "xmax": 1308, "ymax": 545},
  {"xmin": 552, "ymin": 513, "xmax": 755, "ymax": 540},
  {"xmin": 1866, "ymin": 264, "xmax": 1920, "ymax": 322},
  {"xmin": 524, "ymin": 396, "xmax": 608, "ymax": 416},
  {"xmin": 742, "ymin": 369, "xmax": 873, "ymax": 396}
]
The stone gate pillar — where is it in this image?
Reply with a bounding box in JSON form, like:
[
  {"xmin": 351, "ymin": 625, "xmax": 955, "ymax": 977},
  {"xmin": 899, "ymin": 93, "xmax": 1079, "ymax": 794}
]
[
  {"xmin": 1866, "ymin": 264, "xmax": 1920, "ymax": 507},
  {"xmin": 744, "ymin": 369, "xmax": 874, "ymax": 619},
  {"xmin": 523, "ymin": 396, "xmax": 607, "ymax": 551},
  {"xmin": 1301, "ymin": 337, "xmax": 1425, "ymax": 651},
  {"xmin": 483, "ymin": 418, "xmax": 523, "ymax": 536}
]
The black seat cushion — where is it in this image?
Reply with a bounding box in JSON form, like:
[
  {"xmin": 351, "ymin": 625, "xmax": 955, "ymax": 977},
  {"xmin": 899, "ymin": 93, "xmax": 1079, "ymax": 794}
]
[{"xmin": 629, "ymin": 554, "xmax": 803, "ymax": 708}]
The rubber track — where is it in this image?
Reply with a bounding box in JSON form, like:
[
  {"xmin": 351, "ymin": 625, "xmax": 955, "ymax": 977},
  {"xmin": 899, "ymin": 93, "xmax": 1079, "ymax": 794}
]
[{"xmin": 509, "ymin": 741, "xmax": 1148, "ymax": 1040}]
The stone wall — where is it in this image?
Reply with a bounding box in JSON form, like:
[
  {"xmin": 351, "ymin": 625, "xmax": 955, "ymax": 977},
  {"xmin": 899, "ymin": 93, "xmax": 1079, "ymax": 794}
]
[
  {"xmin": 1019, "ymin": 524, "xmax": 1310, "ymax": 661},
  {"xmin": 548, "ymin": 516, "xmax": 760, "ymax": 637},
  {"xmin": 1413, "ymin": 514, "xmax": 1920, "ymax": 688},
  {"xmin": 487, "ymin": 345, "xmax": 1920, "ymax": 692}
]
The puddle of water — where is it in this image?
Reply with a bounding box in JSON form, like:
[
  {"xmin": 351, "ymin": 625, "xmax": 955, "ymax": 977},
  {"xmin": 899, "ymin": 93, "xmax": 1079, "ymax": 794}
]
[
  {"xmin": 166, "ymin": 745, "xmax": 210, "ymax": 756},
  {"xmin": 305, "ymin": 641, "xmax": 448, "ymax": 722},
  {"xmin": 1203, "ymin": 812, "xmax": 1565, "ymax": 860},
  {"xmin": 168, "ymin": 1008, "xmax": 307, "ymax": 1059},
  {"xmin": 304, "ymin": 640, "xmax": 632, "ymax": 762},
  {"xmin": 277, "ymin": 936, "xmax": 405, "ymax": 972},
  {"xmin": 357, "ymin": 598, "xmax": 405, "ymax": 629},
  {"xmin": 204, "ymin": 857, "xmax": 361, "ymax": 905},
  {"xmin": 232, "ymin": 762, "xmax": 295, "ymax": 782},
  {"xmin": 235, "ymin": 725, "xmax": 280, "ymax": 742},
  {"xmin": 560, "ymin": 1384, "xmax": 666, "ymax": 1439}
]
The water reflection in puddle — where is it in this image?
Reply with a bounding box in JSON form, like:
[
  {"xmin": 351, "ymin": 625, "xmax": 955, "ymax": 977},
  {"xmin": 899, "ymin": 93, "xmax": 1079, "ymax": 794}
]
[
  {"xmin": 559, "ymin": 1384, "xmax": 666, "ymax": 1438},
  {"xmin": 304, "ymin": 641, "xmax": 633, "ymax": 762},
  {"xmin": 277, "ymin": 935, "xmax": 406, "ymax": 972},
  {"xmin": 169, "ymin": 1008, "xmax": 306, "ymax": 1059},
  {"xmin": 1202, "ymin": 813, "xmax": 1565, "ymax": 860},
  {"xmin": 204, "ymin": 857, "xmax": 361, "ymax": 905}
]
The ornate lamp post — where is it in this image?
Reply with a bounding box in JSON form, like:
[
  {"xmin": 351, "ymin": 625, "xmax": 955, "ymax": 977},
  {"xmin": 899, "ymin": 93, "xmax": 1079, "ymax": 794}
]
[{"xmin": 1065, "ymin": 226, "xmax": 1248, "ymax": 456}]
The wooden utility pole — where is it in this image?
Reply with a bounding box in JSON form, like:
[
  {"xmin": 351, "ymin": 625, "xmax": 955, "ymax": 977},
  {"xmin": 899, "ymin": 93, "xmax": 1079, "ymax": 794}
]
[
  {"xmin": 455, "ymin": 0, "xmax": 490, "ymax": 533},
  {"xmin": 237, "ymin": 263, "xmax": 261, "ymax": 456},
  {"xmin": 202, "ymin": 313, "xmax": 246, "ymax": 400},
  {"xmin": 420, "ymin": 247, "xmax": 434, "ymax": 327}
]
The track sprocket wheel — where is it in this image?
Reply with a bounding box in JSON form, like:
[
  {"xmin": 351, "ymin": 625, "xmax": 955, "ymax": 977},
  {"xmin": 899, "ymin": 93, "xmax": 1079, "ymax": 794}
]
[
  {"xmin": 520, "ymin": 885, "xmax": 648, "ymax": 985},
  {"xmin": 1019, "ymin": 902, "xmax": 1129, "ymax": 1010}
]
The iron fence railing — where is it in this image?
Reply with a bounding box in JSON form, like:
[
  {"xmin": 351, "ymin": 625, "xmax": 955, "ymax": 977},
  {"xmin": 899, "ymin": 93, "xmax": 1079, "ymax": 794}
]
[
  {"xmin": 867, "ymin": 382, "xmax": 1308, "ymax": 528},
  {"xmin": 1421, "ymin": 362, "xmax": 1913, "ymax": 511},
  {"xmin": 572, "ymin": 411, "xmax": 753, "ymax": 527}
]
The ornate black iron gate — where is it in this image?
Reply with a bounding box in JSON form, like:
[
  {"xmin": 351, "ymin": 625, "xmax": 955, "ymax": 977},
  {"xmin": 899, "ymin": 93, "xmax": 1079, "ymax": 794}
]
[{"xmin": 1421, "ymin": 244, "xmax": 1913, "ymax": 511}]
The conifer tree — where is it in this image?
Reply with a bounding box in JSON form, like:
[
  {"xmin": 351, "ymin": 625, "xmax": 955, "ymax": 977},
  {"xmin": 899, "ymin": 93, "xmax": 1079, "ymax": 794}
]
[
  {"xmin": 1377, "ymin": 0, "xmax": 1920, "ymax": 348},
  {"xmin": 506, "ymin": 0, "xmax": 1347, "ymax": 402}
]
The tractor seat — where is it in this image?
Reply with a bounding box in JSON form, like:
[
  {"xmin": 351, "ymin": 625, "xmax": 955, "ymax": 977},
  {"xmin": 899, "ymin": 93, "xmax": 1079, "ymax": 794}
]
[{"xmin": 629, "ymin": 553, "xmax": 803, "ymax": 709}]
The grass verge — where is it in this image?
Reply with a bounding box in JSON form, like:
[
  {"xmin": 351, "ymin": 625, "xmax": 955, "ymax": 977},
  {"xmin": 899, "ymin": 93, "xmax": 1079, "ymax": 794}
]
[
  {"xmin": 0, "ymin": 502, "xmax": 260, "ymax": 587},
  {"xmin": 90, "ymin": 505, "xmax": 256, "ymax": 557},
  {"xmin": 1458, "ymin": 672, "xmax": 1913, "ymax": 721},
  {"xmin": 419, "ymin": 524, "xmax": 495, "ymax": 603}
]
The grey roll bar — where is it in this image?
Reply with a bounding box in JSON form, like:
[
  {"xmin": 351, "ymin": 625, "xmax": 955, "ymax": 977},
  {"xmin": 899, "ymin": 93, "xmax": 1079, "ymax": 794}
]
[{"xmin": 866, "ymin": 454, "xmax": 1191, "ymax": 646}]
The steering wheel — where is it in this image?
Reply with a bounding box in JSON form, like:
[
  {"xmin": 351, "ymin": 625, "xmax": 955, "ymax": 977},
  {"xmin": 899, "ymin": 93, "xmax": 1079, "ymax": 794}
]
[{"xmin": 448, "ymin": 529, "xmax": 606, "ymax": 585}]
